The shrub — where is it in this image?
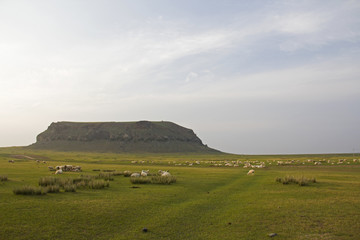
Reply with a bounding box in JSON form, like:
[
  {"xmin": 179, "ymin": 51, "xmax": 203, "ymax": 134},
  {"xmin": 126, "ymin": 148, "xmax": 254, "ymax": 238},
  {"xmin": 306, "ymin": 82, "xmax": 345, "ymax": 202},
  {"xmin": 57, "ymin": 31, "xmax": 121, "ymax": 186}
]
[
  {"xmin": 39, "ymin": 177, "xmax": 74, "ymax": 187},
  {"xmin": 76, "ymin": 180, "xmax": 87, "ymax": 188},
  {"xmin": 151, "ymin": 176, "xmax": 177, "ymax": 185},
  {"xmin": 98, "ymin": 172, "xmax": 114, "ymax": 181},
  {"xmin": 64, "ymin": 184, "xmax": 77, "ymax": 192},
  {"xmin": 37, "ymin": 175, "xmax": 111, "ymax": 192},
  {"xmin": 87, "ymin": 179, "xmax": 109, "ymax": 189},
  {"xmin": 78, "ymin": 175, "xmax": 96, "ymax": 184},
  {"xmin": 130, "ymin": 176, "xmax": 151, "ymax": 184},
  {"xmin": 276, "ymin": 176, "xmax": 316, "ymax": 186},
  {"xmin": 46, "ymin": 185, "xmax": 60, "ymax": 193},
  {"xmin": 112, "ymin": 171, "xmax": 124, "ymax": 176},
  {"xmin": 13, "ymin": 186, "xmax": 47, "ymax": 195},
  {"xmin": 0, "ymin": 175, "xmax": 8, "ymax": 182},
  {"xmin": 39, "ymin": 177, "xmax": 58, "ymax": 186},
  {"xmin": 123, "ymin": 171, "xmax": 132, "ymax": 177}
]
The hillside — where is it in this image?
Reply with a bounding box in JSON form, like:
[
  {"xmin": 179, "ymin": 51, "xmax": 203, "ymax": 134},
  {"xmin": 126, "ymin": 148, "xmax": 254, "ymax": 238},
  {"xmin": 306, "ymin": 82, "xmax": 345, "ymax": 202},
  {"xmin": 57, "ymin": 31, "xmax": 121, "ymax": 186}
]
[{"xmin": 29, "ymin": 121, "xmax": 220, "ymax": 153}]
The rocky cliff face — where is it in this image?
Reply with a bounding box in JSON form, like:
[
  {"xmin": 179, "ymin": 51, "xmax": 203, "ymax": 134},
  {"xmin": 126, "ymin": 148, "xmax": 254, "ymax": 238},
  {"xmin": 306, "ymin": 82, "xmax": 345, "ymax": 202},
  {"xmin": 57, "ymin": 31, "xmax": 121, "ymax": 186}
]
[{"xmin": 30, "ymin": 121, "xmax": 219, "ymax": 153}]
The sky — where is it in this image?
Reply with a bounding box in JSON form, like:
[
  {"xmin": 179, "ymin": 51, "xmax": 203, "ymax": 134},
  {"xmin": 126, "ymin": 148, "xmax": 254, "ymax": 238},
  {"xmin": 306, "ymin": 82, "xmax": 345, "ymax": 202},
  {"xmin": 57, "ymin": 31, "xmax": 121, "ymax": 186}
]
[{"xmin": 1, "ymin": 0, "xmax": 360, "ymax": 154}]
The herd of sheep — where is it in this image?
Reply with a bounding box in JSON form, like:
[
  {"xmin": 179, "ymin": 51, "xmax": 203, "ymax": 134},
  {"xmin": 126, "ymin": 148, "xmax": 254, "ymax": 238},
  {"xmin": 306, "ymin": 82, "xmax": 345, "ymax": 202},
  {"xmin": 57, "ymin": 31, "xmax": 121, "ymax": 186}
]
[
  {"xmin": 7, "ymin": 156, "xmax": 360, "ymax": 179},
  {"xmin": 129, "ymin": 170, "xmax": 171, "ymax": 177}
]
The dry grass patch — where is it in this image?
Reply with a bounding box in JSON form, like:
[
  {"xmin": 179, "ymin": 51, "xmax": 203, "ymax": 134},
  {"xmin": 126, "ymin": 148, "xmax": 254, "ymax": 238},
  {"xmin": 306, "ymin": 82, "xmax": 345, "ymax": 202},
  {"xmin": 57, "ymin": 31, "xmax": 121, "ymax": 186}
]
[{"xmin": 276, "ymin": 175, "xmax": 317, "ymax": 186}]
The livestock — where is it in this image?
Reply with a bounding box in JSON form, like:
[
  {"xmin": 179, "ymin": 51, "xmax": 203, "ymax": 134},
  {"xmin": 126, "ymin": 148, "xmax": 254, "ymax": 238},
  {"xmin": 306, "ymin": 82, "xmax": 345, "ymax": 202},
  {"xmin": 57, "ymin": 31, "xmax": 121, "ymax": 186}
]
[
  {"xmin": 55, "ymin": 166, "xmax": 63, "ymax": 170},
  {"xmin": 73, "ymin": 166, "xmax": 82, "ymax": 172},
  {"xmin": 159, "ymin": 170, "xmax": 171, "ymax": 177},
  {"xmin": 48, "ymin": 166, "xmax": 54, "ymax": 171},
  {"xmin": 131, "ymin": 172, "xmax": 141, "ymax": 177},
  {"xmin": 247, "ymin": 169, "xmax": 255, "ymax": 175},
  {"xmin": 8, "ymin": 160, "xmax": 14, "ymax": 163},
  {"xmin": 141, "ymin": 170, "xmax": 149, "ymax": 177},
  {"xmin": 55, "ymin": 165, "xmax": 81, "ymax": 172},
  {"xmin": 55, "ymin": 169, "xmax": 63, "ymax": 174},
  {"xmin": 63, "ymin": 165, "xmax": 73, "ymax": 171}
]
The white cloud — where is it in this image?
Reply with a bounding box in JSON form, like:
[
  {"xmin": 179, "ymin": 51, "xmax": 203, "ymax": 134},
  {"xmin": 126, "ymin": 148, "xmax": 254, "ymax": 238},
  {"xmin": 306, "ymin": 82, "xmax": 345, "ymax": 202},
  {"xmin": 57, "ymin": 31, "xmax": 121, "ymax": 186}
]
[{"xmin": 185, "ymin": 72, "xmax": 198, "ymax": 83}]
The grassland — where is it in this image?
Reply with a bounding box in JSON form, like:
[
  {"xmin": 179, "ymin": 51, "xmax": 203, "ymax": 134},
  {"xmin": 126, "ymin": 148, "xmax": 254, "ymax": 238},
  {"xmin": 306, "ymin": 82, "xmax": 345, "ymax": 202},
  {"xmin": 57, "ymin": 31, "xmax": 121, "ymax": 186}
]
[{"xmin": 0, "ymin": 147, "xmax": 359, "ymax": 240}]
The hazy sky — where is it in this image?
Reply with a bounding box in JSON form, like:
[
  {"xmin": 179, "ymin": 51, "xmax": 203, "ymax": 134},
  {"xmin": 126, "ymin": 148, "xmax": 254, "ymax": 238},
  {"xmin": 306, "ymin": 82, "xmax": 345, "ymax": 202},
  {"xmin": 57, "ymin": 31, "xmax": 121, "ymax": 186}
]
[{"xmin": 1, "ymin": 0, "xmax": 360, "ymax": 154}]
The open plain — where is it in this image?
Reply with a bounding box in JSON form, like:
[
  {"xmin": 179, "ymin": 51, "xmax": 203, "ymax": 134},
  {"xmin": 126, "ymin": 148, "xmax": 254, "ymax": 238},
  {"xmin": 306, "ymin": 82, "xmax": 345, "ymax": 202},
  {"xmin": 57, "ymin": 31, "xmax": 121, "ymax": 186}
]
[{"xmin": 1, "ymin": 147, "xmax": 359, "ymax": 240}]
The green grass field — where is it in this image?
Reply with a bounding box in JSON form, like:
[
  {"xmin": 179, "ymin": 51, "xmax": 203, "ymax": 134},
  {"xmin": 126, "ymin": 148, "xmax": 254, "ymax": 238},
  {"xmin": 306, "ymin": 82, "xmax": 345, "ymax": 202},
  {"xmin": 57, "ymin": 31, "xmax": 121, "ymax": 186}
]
[{"xmin": 1, "ymin": 147, "xmax": 359, "ymax": 240}]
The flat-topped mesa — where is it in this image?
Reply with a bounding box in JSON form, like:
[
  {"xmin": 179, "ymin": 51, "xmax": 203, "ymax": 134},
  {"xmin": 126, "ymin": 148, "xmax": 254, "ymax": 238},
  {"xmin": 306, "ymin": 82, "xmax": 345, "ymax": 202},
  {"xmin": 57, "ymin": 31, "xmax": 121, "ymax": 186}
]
[{"xmin": 29, "ymin": 121, "xmax": 220, "ymax": 153}]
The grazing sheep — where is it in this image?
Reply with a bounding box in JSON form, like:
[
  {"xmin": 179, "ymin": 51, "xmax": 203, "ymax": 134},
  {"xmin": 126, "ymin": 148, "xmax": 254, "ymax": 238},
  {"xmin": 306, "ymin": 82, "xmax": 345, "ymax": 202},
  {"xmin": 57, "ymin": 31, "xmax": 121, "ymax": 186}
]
[
  {"xmin": 73, "ymin": 166, "xmax": 82, "ymax": 172},
  {"xmin": 55, "ymin": 166, "xmax": 63, "ymax": 170},
  {"xmin": 131, "ymin": 172, "xmax": 141, "ymax": 177},
  {"xmin": 8, "ymin": 160, "xmax": 14, "ymax": 163},
  {"xmin": 159, "ymin": 170, "xmax": 171, "ymax": 177},
  {"xmin": 141, "ymin": 170, "xmax": 149, "ymax": 177},
  {"xmin": 63, "ymin": 165, "xmax": 73, "ymax": 171},
  {"xmin": 48, "ymin": 166, "xmax": 54, "ymax": 171},
  {"xmin": 247, "ymin": 169, "xmax": 255, "ymax": 175},
  {"xmin": 55, "ymin": 169, "xmax": 63, "ymax": 174}
]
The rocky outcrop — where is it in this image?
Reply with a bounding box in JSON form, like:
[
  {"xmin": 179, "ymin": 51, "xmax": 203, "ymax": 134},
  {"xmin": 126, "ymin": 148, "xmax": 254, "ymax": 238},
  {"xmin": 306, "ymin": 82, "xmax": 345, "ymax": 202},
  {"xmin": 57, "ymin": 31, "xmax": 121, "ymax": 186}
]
[{"xmin": 29, "ymin": 121, "xmax": 220, "ymax": 153}]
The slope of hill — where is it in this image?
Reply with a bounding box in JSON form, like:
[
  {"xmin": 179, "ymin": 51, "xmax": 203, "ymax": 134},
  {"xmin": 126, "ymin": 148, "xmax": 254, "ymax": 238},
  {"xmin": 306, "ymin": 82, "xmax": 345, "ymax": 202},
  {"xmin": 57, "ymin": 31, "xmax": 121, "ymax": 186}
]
[{"xmin": 29, "ymin": 121, "xmax": 220, "ymax": 153}]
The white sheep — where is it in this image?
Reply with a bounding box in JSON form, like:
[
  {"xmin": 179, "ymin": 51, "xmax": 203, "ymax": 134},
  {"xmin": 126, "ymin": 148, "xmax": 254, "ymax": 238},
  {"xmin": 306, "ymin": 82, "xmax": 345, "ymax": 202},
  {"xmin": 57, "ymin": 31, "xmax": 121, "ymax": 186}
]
[
  {"xmin": 247, "ymin": 169, "xmax": 255, "ymax": 175},
  {"xmin": 131, "ymin": 172, "xmax": 141, "ymax": 177},
  {"xmin": 55, "ymin": 169, "xmax": 63, "ymax": 174},
  {"xmin": 162, "ymin": 171, "xmax": 171, "ymax": 177},
  {"xmin": 158, "ymin": 170, "xmax": 171, "ymax": 176},
  {"xmin": 55, "ymin": 166, "xmax": 63, "ymax": 170},
  {"xmin": 141, "ymin": 170, "xmax": 149, "ymax": 177}
]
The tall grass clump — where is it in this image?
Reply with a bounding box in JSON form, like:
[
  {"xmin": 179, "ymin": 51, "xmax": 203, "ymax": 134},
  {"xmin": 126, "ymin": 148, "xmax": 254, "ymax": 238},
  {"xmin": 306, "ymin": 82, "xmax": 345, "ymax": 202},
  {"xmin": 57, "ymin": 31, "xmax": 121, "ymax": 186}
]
[
  {"xmin": 37, "ymin": 175, "xmax": 110, "ymax": 192},
  {"xmin": 87, "ymin": 179, "xmax": 109, "ymax": 189},
  {"xmin": 0, "ymin": 175, "xmax": 8, "ymax": 181},
  {"xmin": 39, "ymin": 177, "xmax": 58, "ymax": 186},
  {"xmin": 112, "ymin": 171, "xmax": 124, "ymax": 176},
  {"xmin": 46, "ymin": 185, "xmax": 60, "ymax": 193},
  {"xmin": 13, "ymin": 186, "xmax": 47, "ymax": 195},
  {"xmin": 276, "ymin": 176, "xmax": 316, "ymax": 186},
  {"xmin": 39, "ymin": 177, "xmax": 74, "ymax": 187},
  {"xmin": 64, "ymin": 184, "xmax": 77, "ymax": 192},
  {"xmin": 98, "ymin": 172, "xmax": 114, "ymax": 181},
  {"xmin": 151, "ymin": 175, "xmax": 177, "ymax": 185},
  {"xmin": 130, "ymin": 176, "xmax": 151, "ymax": 184}
]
